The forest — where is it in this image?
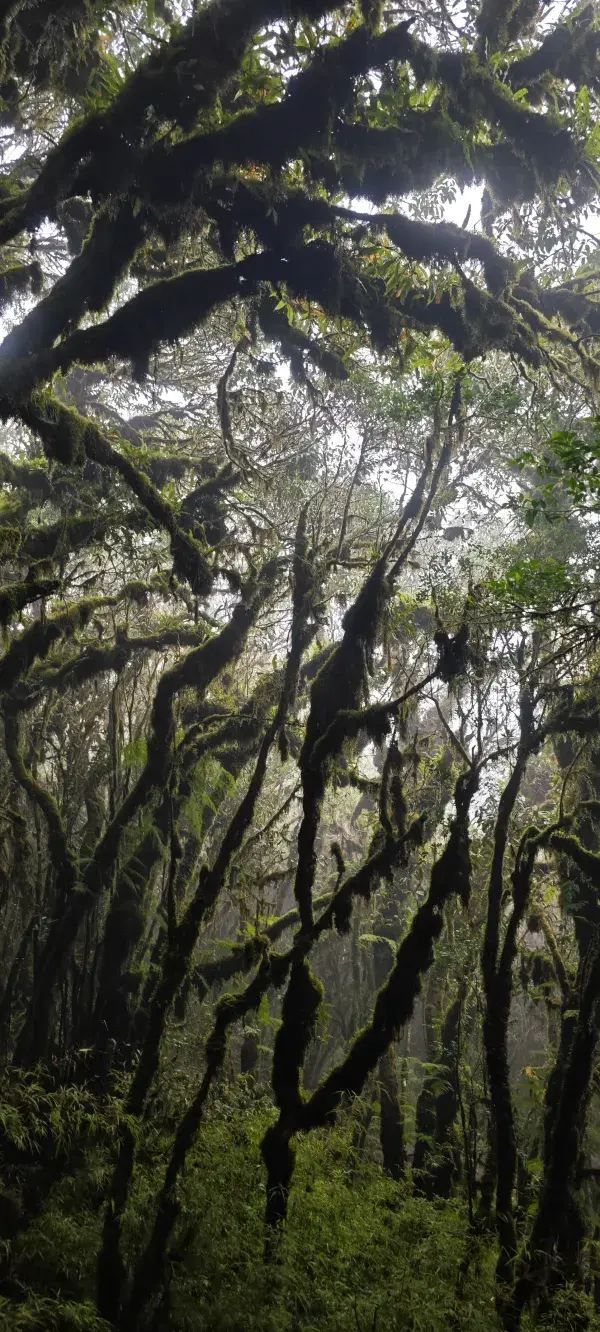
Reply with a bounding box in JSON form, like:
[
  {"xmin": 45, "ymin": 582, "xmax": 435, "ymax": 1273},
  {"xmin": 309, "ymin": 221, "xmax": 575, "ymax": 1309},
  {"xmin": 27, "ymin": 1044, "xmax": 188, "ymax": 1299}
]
[{"xmin": 2, "ymin": 0, "xmax": 600, "ymax": 1328}]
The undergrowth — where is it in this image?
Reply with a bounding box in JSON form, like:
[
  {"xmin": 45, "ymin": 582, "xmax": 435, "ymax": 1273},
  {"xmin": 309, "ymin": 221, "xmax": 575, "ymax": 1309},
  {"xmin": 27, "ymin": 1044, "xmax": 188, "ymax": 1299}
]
[{"xmin": 0, "ymin": 1077, "xmax": 597, "ymax": 1331}]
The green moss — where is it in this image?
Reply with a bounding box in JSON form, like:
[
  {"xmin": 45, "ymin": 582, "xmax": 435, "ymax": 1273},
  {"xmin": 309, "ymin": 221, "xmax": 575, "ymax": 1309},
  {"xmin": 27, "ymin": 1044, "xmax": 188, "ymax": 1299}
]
[
  {"xmin": 0, "ymin": 259, "xmax": 41, "ymax": 309},
  {"xmin": 0, "ymin": 576, "xmax": 58, "ymax": 625},
  {"xmin": 0, "ymin": 595, "xmax": 109, "ymax": 693},
  {"xmin": 22, "ymin": 391, "xmax": 88, "ymax": 466},
  {"xmin": 0, "ymin": 525, "xmax": 21, "ymax": 558}
]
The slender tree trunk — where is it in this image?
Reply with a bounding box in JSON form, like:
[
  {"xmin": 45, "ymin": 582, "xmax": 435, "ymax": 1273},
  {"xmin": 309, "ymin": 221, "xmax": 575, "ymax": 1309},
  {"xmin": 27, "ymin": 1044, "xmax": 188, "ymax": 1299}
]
[{"xmin": 378, "ymin": 1045, "xmax": 405, "ymax": 1180}]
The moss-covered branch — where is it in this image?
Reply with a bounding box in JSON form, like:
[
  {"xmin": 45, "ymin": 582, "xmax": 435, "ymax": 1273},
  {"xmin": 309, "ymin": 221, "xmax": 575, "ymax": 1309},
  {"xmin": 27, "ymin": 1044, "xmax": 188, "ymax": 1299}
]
[
  {"xmin": 0, "ymin": 0, "xmax": 347, "ymax": 244},
  {"xmin": 96, "ymin": 527, "xmax": 314, "ymax": 1323},
  {"xmin": 124, "ymin": 793, "xmax": 423, "ymax": 1322},
  {"xmin": 0, "ymin": 575, "xmax": 59, "ymax": 625},
  {"xmin": 0, "ymin": 594, "xmax": 114, "ymax": 693},
  {"xmin": 15, "ymin": 564, "xmax": 278, "ymax": 1065},
  {"xmin": 14, "ymin": 625, "xmax": 208, "ymax": 710},
  {"xmin": 261, "ymin": 766, "xmax": 478, "ymax": 1232},
  {"xmin": 142, "ymin": 18, "xmax": 581, "ymax": 210},
  {"xmin": 0, "ymin": 227, "xmax": 570, "ymax": 402},
  {"xmin": 0, "ymin": 200, "xmax": 144, "ymax": 360},
  {"xmin": 14, "ymin": 393, "xmax": 218, "ymax": 594},
  {"xmin": 2, "ymin": 702, "xmax": 78, "ymax": 900}
]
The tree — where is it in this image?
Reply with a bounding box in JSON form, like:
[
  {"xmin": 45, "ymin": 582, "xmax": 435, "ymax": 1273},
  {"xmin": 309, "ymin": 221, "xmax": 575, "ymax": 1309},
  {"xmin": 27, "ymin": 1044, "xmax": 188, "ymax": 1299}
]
[{"xmin": 0, "ymin": 1, "xmax": 600, "ymax": 1330}]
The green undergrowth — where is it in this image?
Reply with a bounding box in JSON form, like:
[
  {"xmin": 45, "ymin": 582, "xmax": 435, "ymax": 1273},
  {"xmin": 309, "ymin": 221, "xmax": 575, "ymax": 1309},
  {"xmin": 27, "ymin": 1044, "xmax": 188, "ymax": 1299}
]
[{"xmin": 1, "ymin": 1080, "xmax": 598, "ymax": 1331}]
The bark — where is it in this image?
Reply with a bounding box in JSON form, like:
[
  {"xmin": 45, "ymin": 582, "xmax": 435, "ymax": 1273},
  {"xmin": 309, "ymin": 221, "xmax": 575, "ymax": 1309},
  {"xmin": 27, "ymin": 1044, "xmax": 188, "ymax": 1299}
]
[{"xmin": 378, "ymin": 1045, "xmax": 405, "ymax": 1180}]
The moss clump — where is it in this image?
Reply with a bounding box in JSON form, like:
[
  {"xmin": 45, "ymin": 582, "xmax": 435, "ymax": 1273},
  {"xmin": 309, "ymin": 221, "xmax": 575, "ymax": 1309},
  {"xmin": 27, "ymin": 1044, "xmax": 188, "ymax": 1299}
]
[
  {"xmin": 22, "ymin": 391, "xmax": 87, "ymax": 466},
  {"xmin": 0, "ymin": 259, "xmax": 41, "ymax": 309},
  {"xmin": 0, "ymin": 525, "xmax": 21, "ymax": 558},
  {"xmin": 0, "ymin": 596, "xmax": 107, "ymax": 694},
  {"xmin": 0, "ymin": 576, "xmax": 58, "ymax": 625}
]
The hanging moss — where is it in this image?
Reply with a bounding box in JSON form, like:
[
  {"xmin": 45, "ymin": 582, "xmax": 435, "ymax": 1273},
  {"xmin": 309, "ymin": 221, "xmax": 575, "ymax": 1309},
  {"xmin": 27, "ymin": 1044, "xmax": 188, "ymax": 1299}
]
[
  {"xmin": 322, "ymin": 817, "xmax": 423, "ymax": 936},
  {"xmin": 0, "ymin": 450, "xmax": 53, "ymax": 498},
  {"xmin": 0, "ymin": 209, "xmax": 582, "ymax": 399},
  {"xmin": 302, "ymin": 771, "xmax": 476, "ymax": 1125},
  {"xmin": 257, "ymin": 294, "xmax": 348, "ymax": 382},
  {"xmin": 263, "ymin": 957, "xmax": 323, "ymax": 1231},
  {"xmin": 477, "ymin": 0, "xmax": 539, "ymax": 56},
  {"xmin": 548, "ymin": 830, "xmax": 600, "ymax": 886},
  {"xmin": 256, "ymin": 768, "xmax": 476, "ymax": 1236},
  {"xmin": 194, "ymin": 891, "xmax": 332, "ymax": 998},
  {"xmin": 18, "ymin": 390, "xmax": 88, "ymax": 466},
  {"xmin": 57, "ymin": 195, "xmax": 93, "ymax": 255},
  {"xmin": 508, "ymin": 8, "xmax": 600, "ymax": 95},
  {"xmin": 434, "ymin": 624, "xmax": 472, "ymax": 683},
  {"xmin": 88, "ymin": 666, "xmax": 270, "ymax": 1069},
  {"xmin": 96, "ymin": 553, "xmax": 307, "ymax": 1322},
  {"xmin": 290, "ymin": 557, "xmax": 389, "ymax": 935},
  {"xmin": 272, "ymin": 958, "xmax": 323, "ymax": 1115},
  {"xmin": 512, "ymin": 944, "xmax": 600, "ymax": 1322},
  {"xmin": 124, "ymin": 951, "xmax": 285, "ymax": 1327},
  {"xmin": 145, "ymin": 19, "xmax": 420, "ymax": 192}
]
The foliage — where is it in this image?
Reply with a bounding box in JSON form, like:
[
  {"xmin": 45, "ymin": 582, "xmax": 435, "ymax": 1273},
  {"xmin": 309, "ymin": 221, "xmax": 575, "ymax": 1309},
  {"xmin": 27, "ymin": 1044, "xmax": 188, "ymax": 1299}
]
[{"xmin": 0, "ymin": 1, "xmax": 600, "ymax": 1330}]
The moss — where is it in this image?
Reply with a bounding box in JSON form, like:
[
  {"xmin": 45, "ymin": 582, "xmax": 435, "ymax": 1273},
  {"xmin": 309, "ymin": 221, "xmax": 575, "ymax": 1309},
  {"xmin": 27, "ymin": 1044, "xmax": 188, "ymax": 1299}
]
[
  {"xmin": 434, "ymin": 624, "xmax": 472, "ymax": 683},
  {"xmin": 256, "ymin": 769, "xmax": 472, "ymax": 1235},
  {"xmin": 0, "ymin": 450, "xmax": 52, "ymax": 498},
  {"xmin": 148, "ymin": 19, "xmax": 419, "ymax": 189},
  {"xmin": 272, "ymin": 959, "xmax": 323, "ymax": 1115},
  {"xmin": 21, "ymin": 558, "xmax": 278, "ymax": 1055},
  {"xmin": 0, "ymin": 525, "xmax": 20, "ymax": 558},
  {"xmin": 2, "ymin": 705, "xmax": 78, "ymax": 911},
  {"xmin": 290, "ymin": 558, "xmax": 390, "ymax": 936},
  {"xmin": 16, "ymin": 565, "xmax": 278, "ymax": 1071},
  {"xmin": 295, "ymin": 771, "xmax": 475, "ymax": 1135},
  {"xmin": 194, "ymin": 890, "xmax": 333, "ymax": 997},
  {"xmin": 97, "ymin": 548, "xmax": 316, "ymax": 1314},
  {"xmin": 548, "ymin": 830, "xmax": 600, "ymax": 887},
  {"xmin": 318, "ymin": 814, "xmax": 423, "ymax": 937},
  {"xmin": 20, "ymin": 390, "xmax": 88, "ymax": 466},
  {"xmin": 0, "ymin": 200, "xmax": 144, "ymax": 361},
  {"xmin": 18, "ymin": 393, "xmax": 214, "ymax": 596},
  {"xmin": 0, "ymin": 211, "xmax": 577, "ymax": 397},
  {"xmin": 257, "ymin": 293, "xmax": 348, "ymax": 382},
  {"xmin": 413, "ymin": 995, "xmax": 462, "ymax": 1199},
  {"xmin": 0, "ymin": 576, "xmax": 58, "ymax": 625},
  {"xmin": 262, "ymin": 958, "xmax": 323, "ymax": 1232},
  {"xmin": 371, "ymin": 211, "xmax": 511, "ymax": 296},
  {"xmin": 512, "ymin": 945, "xmax": 600, "ymax": 1320},
  {"xmin": 89, "ymin": 827, "xmax": 163, "ymax": 1068},
  {"xmin": 478, "ymin": 0, "xmax": 541, "ymax": 57},
  {"xmin": 0, "ymin": 595, "xmax": 109, "ymax": 694},
  {"xmin": 508, "ymin": 8, "xmax": 600, "ymax": 93},
  {"xmin": 378, "ymin": 1045, "xmax": 405, "ymax": 1180},
  {"xmin": 57, "ymin": 194, "xmax": 93, "ymax": 255},
  {"xmin": 0, "ymin": 259, "xmax": 41, "ymax": 310},
  {"xmin": 0, "ymin": 0, "xmax": 345, "ymax": 252},
  {"xmin": 14, "ymin": 623, "xmax": 204, "ymax": 708}
]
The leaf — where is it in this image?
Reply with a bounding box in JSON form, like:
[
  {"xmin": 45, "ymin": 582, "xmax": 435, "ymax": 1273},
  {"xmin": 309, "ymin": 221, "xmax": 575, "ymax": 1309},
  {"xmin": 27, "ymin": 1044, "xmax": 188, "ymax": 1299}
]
[{"xmin": 122, "ymin": 736, "xmax": 148, "ymax": 769}]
